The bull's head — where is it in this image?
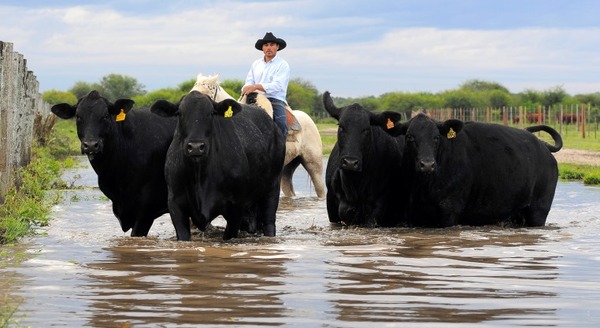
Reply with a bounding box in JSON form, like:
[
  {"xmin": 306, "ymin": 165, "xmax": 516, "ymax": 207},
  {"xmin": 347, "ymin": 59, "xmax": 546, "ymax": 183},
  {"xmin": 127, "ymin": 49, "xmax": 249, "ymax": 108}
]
[
  {"xmin": 400, "ymin": 113, "xmax": 463, "ymax": 174},
  {"xmin": 323, "ymin": 91, "xmax": 402, "ymax": 172},
  {"xmin": 151, "ymin": 91, "xmax": 242, "ymax": 159},
  {"xmin": 51, "ymin": 90, "xmax": 135, "ymax": 160}
]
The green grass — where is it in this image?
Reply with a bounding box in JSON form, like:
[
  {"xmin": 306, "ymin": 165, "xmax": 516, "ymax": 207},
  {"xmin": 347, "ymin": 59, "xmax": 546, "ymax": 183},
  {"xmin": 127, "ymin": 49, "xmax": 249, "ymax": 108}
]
[
  {"xmin": 533, "ymin": 123, "xmax": 600, "ymax": 152},
  {"xmin": 0, "ymin": 118, "xmax": 79, "ymax": 244},
  {"xmin": 559, "ymin": 163, "xmax": 600, "ymax": 185},
  {"xmin": 522, "ymin": 123, "xmax": 600, "ymax": 185},
  {"xmin": 317, "ymin": 122, "xmax": 337, "ymax": 156}
]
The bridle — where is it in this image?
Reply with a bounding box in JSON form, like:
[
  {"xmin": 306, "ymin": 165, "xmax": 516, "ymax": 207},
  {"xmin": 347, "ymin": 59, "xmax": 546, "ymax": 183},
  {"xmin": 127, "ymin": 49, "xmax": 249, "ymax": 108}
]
[{"xmin": 194, "ymin": 81, "xmax": 219, "ymax": 100}]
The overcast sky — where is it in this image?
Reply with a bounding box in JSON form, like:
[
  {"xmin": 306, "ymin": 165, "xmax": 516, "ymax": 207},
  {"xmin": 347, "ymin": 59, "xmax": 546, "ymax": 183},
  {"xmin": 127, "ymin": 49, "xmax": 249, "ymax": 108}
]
[{"xmin": 2, "ymin": 0, "xmax": 599, "ymax": 97}]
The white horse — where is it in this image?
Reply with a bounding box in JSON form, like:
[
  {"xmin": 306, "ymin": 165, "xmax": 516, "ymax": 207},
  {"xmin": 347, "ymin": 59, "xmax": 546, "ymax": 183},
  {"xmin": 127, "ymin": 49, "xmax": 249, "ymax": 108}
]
[{"xmin": 192, "ymin": 73, "xmax": 325, "ymax": 198}]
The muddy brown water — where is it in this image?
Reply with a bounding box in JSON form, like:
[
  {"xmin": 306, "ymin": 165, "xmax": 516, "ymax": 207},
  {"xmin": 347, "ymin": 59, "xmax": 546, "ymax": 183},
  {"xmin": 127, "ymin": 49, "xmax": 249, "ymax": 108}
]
[{"xmin": 2, "ymin": 156, "xmax": 600, "ymax": 327}]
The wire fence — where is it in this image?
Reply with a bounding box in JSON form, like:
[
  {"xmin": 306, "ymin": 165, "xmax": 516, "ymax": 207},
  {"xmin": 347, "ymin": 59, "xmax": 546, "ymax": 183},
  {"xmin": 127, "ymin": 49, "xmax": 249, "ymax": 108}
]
[
  {"xmin": 425, "ymin": 104, "xmax": 598, "ymax": 139},
  {"xmin": 312, "ymin": 103, "xmax": 599, "ymax": 140}
]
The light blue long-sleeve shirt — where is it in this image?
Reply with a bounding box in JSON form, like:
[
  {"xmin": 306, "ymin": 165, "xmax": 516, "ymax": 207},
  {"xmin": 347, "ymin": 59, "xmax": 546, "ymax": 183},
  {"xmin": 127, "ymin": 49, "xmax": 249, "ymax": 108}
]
[{"xmin": 244, "ymin": 54, "xmax": 290, "ymax": 103}]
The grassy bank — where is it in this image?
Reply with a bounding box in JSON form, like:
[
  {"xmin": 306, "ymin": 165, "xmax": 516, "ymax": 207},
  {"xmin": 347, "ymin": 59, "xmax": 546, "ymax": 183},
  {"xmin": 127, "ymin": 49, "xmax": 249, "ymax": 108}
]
[
  {"xmin": 559, "ymin": 163, "xmax": 600, "ymax": 185},
  {"xmin": 0, "ymin": 119, "xmax": 79, "ymax": 245}
]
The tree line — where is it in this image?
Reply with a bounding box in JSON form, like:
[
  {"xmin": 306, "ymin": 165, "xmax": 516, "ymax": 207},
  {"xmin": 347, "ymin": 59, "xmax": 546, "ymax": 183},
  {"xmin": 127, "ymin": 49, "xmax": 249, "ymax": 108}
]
[{"xmin": 42, "ymin": 74, "xmax": 600, "ymax": 122}]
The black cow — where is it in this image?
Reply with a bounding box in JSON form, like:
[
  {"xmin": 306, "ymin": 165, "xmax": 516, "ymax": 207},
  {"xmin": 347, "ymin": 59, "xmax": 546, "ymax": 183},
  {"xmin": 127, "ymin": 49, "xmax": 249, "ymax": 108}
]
[
  {"xmin": 323, "ymin": 91, "xmax": 405, "ymax": 227},
  {"xmin": 399, "ymin": 113, "xmax": 563, "ymax": 227},
  {"xmin": 51, "ymin": 90, "xmax": 177, "ymax": 236},
  {"xmin": 150, "ymin": 91, "xmax": 286, "ymax": 241}
]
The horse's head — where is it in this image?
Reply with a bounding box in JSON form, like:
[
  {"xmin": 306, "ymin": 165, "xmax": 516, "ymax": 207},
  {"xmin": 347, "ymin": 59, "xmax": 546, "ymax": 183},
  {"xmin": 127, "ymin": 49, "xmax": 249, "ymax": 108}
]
[{"xmin": 191, "ymin": 73, "xmax": 220, "ymax": 99}]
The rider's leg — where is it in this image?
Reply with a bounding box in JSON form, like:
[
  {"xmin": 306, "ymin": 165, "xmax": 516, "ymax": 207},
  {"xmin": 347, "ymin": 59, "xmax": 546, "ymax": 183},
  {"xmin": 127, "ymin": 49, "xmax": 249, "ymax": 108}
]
[{"xmin": 269, "ymin": 98, "xmax": 288, "ymax": 137}]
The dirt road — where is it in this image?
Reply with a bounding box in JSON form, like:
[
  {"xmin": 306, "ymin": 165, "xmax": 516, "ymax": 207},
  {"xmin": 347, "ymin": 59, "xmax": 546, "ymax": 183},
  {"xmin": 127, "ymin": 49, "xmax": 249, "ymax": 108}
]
[{"xmin": 553, "ymin": 148, "xmax": 600, "ymax": 166}]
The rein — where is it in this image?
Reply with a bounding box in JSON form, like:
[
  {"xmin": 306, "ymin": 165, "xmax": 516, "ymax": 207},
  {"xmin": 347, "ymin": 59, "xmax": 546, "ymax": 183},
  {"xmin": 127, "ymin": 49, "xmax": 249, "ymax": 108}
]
[
  {"xmin": 193, "ymin": 80, "xmax": 219, "ymax": 100},
  {"xmin": 211, "ymin": 84, "xmax": 218, "ymax": 100}
]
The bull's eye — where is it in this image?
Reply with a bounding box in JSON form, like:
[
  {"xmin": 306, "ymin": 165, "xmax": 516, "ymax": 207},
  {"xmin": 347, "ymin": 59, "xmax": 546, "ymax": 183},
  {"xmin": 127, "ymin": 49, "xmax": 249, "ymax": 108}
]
[
  {"xmin": 406, "ymin": 134, "xmax": 415, "ymax": 143},
  {"xmin": 433, "ymin": 135, "xmax": 440, "ymax": 143}
]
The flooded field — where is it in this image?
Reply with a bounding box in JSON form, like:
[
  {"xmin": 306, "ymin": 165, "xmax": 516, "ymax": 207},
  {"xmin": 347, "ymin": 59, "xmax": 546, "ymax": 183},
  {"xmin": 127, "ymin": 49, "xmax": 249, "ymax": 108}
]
[{"xmin": 2, "ymin": 156, "xmax": 600, "ymax": 327}]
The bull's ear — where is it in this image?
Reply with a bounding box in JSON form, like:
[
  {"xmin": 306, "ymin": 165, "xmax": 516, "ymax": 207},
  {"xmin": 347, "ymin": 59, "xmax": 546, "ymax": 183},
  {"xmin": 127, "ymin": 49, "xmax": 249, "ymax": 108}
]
[
  {"xmin": 398, "ymin": 123, "xmax": 408, "ymax": 136},
  {"xmin": 215, "ymin": 99, "xmax": 242, "ymax": 118},
  {"xmin": 151, "ymin": 99, "xmax": 179, "ymax": 117},
  {"xmin": 51, "ymin": 103, "xmax": 77, "ymax": 119},
  {"xmin": 113, "ymin": 99, "xmax": 135, "ymax": 114},
  {"xmin": 439, "ymin": 119, "xmax": 464, "ymax": 140},
  {"xmin": 323, "ymin": 91, "xmax": 341, "ymax": 120},
  {"xmin": 371, "ymin": 111, "xmax": 403, "ymax": 136}
]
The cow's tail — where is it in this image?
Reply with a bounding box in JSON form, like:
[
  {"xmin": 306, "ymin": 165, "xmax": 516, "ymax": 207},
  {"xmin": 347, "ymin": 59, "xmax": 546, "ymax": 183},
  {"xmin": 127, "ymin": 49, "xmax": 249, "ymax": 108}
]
[{"xmin": 526, "ymin": 125, "xmax": 563, "ymax": 153}]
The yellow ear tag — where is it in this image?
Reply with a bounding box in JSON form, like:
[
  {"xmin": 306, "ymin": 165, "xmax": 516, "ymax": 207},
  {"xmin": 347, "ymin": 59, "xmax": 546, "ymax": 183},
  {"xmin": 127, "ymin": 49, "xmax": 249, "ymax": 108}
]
[
  {"xmin": 224, "ymin": 105, "xmax": 233, "ymax": 118},
  {"xmin": 115, "ymin": 109, "xmax": 126, "ymax": 122},
  {"xmin": 447, "ymin": 127, "xmax": 456, "ymax": 139},
  {"xmin": 386, "ymin": 118, "xmax": 394, "ymax": 129}
]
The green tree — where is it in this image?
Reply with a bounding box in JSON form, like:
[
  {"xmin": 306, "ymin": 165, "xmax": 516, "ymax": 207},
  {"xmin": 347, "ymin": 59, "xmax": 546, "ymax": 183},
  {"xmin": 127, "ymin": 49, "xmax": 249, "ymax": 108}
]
[
  {"xmin": 220, "ymin": 79, "xmax": 244, "ymax": 99},
  {"xmin": 69, "ymin": 81, "xmax": 100, "ymax": 99},
  {"xmin": 132, "ymin": 88, "xmax": 186, "ymax": 108},
  {"xmin": 460, "ymin": 79, "xmax": 510, "ymax": 93},
  {"xmin": 178, "ymin": 78, "xmax": 196, "ymax": 92},
  {"xmin": 380, "ymin": 92, "xmax": 442, "ymax": 115},
  {"xmin": 99, "ymin": 74, "xmax": 146, "ymax": 101},
  {"xmin": 354, "ymin": 96, "xmax": 380, "ymax": 111},
  {"xmin": 489, "ymin": 90, "xmax": 511, "ymax": 108},
  {"xmin": 542, "ymin": 86, "xmax": 567, "ymax": 107},
  {"xmin": 441, "ymin": 89, "xmax": 481, "ymax": 108},
  {"xmin": 287, "ymin": 78, "xmax": 319, "ymax": 114},
  {"xmin": 42, "ymin": 89, "xmax": 77, "ymax": 105},
  {"xmin": 575, "ymin": 92, "xmax": 600, "ymax": 107},
  {"xmin": 518, "ymin": 89, "xmax": 542, "ymax": 107}
]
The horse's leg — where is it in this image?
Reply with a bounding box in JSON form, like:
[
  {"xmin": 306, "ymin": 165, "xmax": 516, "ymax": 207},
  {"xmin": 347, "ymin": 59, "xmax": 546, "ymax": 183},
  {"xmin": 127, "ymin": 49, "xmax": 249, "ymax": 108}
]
[
  {"xmin": 301, "ymin": 156, "xmax": 326, "ymax": 198},
  {"xmin": 281, "ymin": 157, "xmax": 301, "ymax": 197}
]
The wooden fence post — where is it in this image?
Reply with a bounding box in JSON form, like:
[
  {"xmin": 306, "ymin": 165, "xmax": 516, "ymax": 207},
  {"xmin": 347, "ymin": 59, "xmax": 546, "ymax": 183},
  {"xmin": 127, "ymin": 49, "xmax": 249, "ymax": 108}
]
[
  {"xmin": 559, "ymin": 104, "xmax": 563, "ymax": 135},
  {"xmin": 582, "ymin": 103, "xmax": 586, "ymax": 139},
  {"xmin": 518, "ymin": 106, "xmax": 523, "ymax": 129}
]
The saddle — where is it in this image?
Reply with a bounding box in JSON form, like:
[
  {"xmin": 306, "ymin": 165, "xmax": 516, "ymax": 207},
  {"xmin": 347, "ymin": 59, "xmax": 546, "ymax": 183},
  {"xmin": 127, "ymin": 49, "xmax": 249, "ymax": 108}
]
[{"xmin": 245, "ymin": 92, "xmax": 301, "ymax": 132}]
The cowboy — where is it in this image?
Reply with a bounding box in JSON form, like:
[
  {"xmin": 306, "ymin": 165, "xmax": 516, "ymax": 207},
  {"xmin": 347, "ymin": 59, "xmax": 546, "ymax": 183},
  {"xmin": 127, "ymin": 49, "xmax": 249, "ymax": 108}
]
[{"xmin": 241, "ymin": 32, "xmax": 290, "ymax": 136}]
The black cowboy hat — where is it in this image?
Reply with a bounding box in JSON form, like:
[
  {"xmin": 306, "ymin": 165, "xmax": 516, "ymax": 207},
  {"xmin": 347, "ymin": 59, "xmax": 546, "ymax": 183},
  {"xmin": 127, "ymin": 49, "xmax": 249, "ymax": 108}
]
[{"xmin": 255, "ymin": 32, "xmax": 287, "ymax": 51}]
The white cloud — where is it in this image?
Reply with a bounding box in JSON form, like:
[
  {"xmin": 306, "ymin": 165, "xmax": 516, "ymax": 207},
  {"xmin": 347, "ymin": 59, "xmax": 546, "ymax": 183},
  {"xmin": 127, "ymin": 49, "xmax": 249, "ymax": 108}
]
[{"xmin": 2, "ymin": 2, "xmax": 599, "ymax": 96}]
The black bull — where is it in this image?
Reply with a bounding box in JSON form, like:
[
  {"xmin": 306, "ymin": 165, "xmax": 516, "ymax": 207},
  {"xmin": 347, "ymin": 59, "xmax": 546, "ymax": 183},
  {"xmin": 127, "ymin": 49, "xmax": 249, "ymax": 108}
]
[
  {"xmin": 399, "ymin": 113, "xmax": 563, "ymax": 227},
  {"xmin": 150, "ymin": 91, "xmax": 286, "ymax": 241},
  {"xmin": 51, "ymin": 90, "xmax": 177, "ymax": 236},
  {"xmin": 323, "ymin": 91, "xmax": 405, "ymax": 227}
]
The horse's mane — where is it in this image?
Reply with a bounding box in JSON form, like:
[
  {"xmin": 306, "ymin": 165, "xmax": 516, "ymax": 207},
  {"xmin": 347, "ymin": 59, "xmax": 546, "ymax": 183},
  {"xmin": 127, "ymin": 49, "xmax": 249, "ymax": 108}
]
[
  {"xmin": 191, "ymin": 73, "xmax": 235, "ymax": 102},
  {"xmin": 191, "ymin": 72, "xmax": 274, "ymax": 117}
]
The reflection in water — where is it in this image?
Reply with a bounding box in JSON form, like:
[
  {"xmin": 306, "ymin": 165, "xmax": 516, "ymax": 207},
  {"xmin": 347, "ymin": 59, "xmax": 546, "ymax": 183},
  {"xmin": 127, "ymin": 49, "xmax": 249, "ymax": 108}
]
[
  {"xmin": 85, "ymin": 240, "xmax": 290, "ymax": 326},
  {"xmin": 1, "ymin": 157, "xmax": 600, "ymax": 327},
  {"xmin": 324, "ymin": 228, "xmax": 560, "ymax": 325}
]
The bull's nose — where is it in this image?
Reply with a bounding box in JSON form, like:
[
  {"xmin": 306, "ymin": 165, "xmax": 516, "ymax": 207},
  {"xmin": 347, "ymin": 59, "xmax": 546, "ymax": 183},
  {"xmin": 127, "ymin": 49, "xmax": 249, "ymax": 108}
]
[
  {"xmin": 341, "ymin": 157, "xmax": 361, "ymax": 171},
  {"xmin": 418, "ymin": 159, "xmax": 436, "ymax": 173},
  {"xmin": 186, "ymin": 141, "xmax": 207, "ymax": 156},
  {"xmin": 81, "ymin": 140, "xmax": 101, "ymax": 154}
]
